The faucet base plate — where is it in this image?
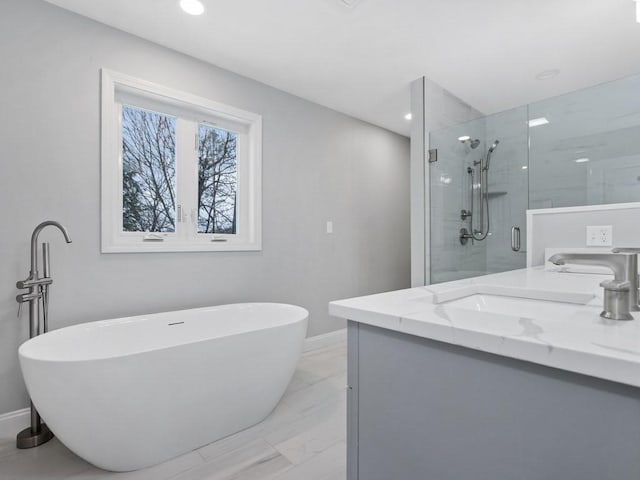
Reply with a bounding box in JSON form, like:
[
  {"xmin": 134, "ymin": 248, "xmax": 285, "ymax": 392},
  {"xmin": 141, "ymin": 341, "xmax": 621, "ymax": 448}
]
[
  {"xmin": 600, "ymin": 310, "xmax": 634, "ymax": 321},
  {"xmin": 16, "ymin": 423, "xmax": 54, "ymax": 449}
]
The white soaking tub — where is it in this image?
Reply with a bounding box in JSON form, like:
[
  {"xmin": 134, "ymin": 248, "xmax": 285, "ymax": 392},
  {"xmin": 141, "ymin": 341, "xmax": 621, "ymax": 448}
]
[{"xmin": 18, "ymin": 303, "xmax": 308, "ymax": 471}]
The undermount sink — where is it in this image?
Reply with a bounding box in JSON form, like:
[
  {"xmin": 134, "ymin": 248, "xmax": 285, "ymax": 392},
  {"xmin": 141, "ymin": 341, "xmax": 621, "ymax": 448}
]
[{"xmin": 441, "ymin": 294, "xmax": 594, "ymax": 319}]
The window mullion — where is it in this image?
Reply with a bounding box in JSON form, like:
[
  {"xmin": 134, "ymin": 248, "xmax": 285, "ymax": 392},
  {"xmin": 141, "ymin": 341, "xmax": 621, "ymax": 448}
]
[{"xmin": 176, "ymin": 119, "xmax": 198, "ymax": 242}]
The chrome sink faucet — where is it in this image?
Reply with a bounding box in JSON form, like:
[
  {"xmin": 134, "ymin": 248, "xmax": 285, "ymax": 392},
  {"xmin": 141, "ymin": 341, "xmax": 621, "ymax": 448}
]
[{"xmin": 548, "ymin": 252, "xmax": 638, "ymax": 321}]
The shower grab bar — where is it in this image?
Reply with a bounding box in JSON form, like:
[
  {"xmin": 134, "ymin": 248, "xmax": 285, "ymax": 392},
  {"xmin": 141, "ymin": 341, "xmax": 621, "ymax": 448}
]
[{"xmin": 478, "ymin": 164, "xmax": 486, "ymax": 235}]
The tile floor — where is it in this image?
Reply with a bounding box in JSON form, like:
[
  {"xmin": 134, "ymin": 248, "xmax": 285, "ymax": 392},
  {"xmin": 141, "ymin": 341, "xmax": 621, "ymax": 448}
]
[{"xmin": 0, "ymin": 338, "xmax": 347, "ymax": 480}]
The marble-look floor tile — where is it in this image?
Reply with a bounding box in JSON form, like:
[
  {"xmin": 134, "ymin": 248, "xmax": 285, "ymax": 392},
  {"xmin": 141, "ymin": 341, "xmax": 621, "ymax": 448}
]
[
  {"xmin": 0, "ymin": 435, "xmax": 17, "ymax": 461},
  {"xmin": 282, "ymin": 372, "xmax": 312, "ymax": 395},
  {"xmin": 263, "ymin": 393, "xmax": 345, "ymax": 447},
  {"xmin": 269, "ymin": 441, "xmax": 346, "ymax": 480},
  {"xmin": 176, "ymin": 439, "xmax": 289, "ymax": 480},
  {"xmin": 0, "ymin": 438, "xmax": 91, "ymax": 480},
  {"xmin": 321, "ymin": 471, "xmax": 347, "ymax": 480},
  {"xmin": 295, "ymin": 346, "xmax": 347, "ymax": 384},
  {"xmin": 197, "ymin": 405, "xmax": 302, "ymax": 462},
  {"xmin": 216, "ymin": 451, "xmax": 291, "ymax": 480},
  {"xmin": 273, "ymin": 409, "xmax": 345, "ymax": 465},
  {"xmin": 65, "ymin": 451, "xmax": 203, "ymax": 480},
  {"xmin": 281, "ymin": 376, "xmax": 345, "ymax": 416}
]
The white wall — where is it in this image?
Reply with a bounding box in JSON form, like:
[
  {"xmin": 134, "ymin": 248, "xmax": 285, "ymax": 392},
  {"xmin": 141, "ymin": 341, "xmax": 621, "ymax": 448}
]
[{"xmin": 0, "ymin": 0, "xmax": 410, "ymax": 415}]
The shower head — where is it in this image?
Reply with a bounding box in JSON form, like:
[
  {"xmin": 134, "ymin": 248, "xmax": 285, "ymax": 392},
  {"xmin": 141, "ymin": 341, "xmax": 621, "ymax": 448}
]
[
  {"xmin": 484, "ymin": 140, "xmax": 500, "ymax": 171},
  {"xmin": 459, "ymin": 137, "xmax": 481, "ymax": 149}
]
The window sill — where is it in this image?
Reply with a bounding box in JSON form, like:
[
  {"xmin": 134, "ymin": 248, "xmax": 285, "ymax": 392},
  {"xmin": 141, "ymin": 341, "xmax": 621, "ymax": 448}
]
[{"xmin": 101, "ymin": 240, "xmax": 262, "ymax": 253}]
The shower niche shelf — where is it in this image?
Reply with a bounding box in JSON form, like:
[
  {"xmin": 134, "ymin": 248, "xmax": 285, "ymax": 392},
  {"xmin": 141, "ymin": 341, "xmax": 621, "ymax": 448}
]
[{"xmin": 487, "ymin": 191, "xmax": 508, "ymax": 198}]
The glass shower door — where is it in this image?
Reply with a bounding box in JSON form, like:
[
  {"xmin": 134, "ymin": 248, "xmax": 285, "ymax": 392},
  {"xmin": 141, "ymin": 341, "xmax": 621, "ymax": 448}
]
[{"xmin": 429, "ymin": 106, "xmax": 528, "ymax": 284}]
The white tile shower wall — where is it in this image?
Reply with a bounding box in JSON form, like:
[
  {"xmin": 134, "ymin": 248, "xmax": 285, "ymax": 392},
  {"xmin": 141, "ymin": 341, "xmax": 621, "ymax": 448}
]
[
  {"xmin": 529, "ymin": 74, "xmax": 640, "ymax": 210},
  {"xmin": 0, "ymin": 0, "xmax": 410, "ymax": 416},
  {"xmin": 484, "ymin": 106, "xmax": 529, "ymax": 274},
  {"xmin": 526, "ymin": 203, "xmax": 640, "ymax": 267}
]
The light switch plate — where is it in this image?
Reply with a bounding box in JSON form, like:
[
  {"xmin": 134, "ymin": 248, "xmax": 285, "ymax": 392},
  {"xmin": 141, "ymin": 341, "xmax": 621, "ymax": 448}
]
[
  {"xmin": 326, "ymin": 221, "xmax": 333, "ymax": 234},
  {"xmin": 586, "ymin": 225, "xmax": 613, "ymax": 246}
]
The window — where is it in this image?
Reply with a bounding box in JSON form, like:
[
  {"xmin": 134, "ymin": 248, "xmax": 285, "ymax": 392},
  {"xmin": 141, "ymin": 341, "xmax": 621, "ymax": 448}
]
[{"xmin": 101, "ymin": 69, "xmax": 261, "ymax": 252}]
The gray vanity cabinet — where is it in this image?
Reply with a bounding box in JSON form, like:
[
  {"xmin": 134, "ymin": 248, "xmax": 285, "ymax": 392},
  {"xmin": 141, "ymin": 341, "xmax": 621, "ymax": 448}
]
[{"xmin": 347, "ymin": 321, "xmax": 640, "ymax": 480}]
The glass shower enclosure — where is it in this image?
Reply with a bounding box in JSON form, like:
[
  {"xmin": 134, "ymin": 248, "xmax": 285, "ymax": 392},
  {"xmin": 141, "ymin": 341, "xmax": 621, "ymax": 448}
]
[
  {"xmin": 429, "ymin": 106, "xmax": 529, "ymax": 284},
  {"xmin": 428, "ymin": 73, "xmax": 640, "ymax": 284}
]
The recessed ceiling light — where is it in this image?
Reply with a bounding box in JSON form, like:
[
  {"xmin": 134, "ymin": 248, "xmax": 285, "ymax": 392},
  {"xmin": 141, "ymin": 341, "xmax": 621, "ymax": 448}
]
[
  {"xmin": 535, "ymin": 69, "xmax": 560, "ymax": 80},
  {"xmin": 180, "ymin": 0, "xmax": 205, "ymax": 15},
  {"xmin": 404, "ymin": 113, "xmax": 412, "ymax": 120},
  {"xmin": 528, "ymin": 117, "xmax": 549, "ymax": 127},
  {"xmin": 522, "ymin": 165, "xmax": 528, "ymax": 170},
  {"xmin": 575, "ymin": 158, "xmax": 590, "ymax": 163},
  {"xmin": 458, "ymin": 135, "xmax": 471, "ymax": 142}
]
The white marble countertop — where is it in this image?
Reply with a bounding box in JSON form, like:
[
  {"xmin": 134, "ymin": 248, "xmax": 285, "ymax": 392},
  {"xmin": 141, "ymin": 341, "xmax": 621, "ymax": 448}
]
[{"xmin": 329, "ymin": 267, "xmax": 640, "ymax": 388}]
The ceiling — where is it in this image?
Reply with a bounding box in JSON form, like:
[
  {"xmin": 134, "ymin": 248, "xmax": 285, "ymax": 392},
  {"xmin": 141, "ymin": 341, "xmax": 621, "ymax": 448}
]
[{"xmin": 44, "ymin": 0, "xmax": 640, "ymax": 136}]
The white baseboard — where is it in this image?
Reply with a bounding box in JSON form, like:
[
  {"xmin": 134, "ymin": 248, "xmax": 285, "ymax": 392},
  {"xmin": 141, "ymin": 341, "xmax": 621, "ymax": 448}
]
[
  {"xmin": 0, "ymin": 408, "xmax": 30, "ymax": 438},
  {"xmin": 303, "ymin": 328, "xmax": 346, "ymax": 352}
]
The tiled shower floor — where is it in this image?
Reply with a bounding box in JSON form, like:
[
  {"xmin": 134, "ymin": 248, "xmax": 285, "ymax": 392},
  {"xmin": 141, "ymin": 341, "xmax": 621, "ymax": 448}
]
[{"xmin": 0, "ymin": 337, "xmax": 347, "ymax": 480}]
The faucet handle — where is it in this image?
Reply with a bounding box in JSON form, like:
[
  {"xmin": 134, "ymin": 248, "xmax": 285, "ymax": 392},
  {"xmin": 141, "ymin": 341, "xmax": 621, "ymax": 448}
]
[{"xmin": 599, "ymin": 279, "xmax": 634, "ymax": 321}]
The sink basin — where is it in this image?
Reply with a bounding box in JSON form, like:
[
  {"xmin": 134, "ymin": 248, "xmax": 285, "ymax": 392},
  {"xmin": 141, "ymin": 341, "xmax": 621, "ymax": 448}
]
[{"xmin": 442, "ymin": 294, "xmax": 594, "ymax": 319}]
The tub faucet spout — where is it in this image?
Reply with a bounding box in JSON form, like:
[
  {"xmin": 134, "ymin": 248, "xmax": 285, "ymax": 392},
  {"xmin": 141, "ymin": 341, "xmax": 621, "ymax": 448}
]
[{"xmin": 29, "ymin": 221, "xmax": 72, "ymax": 277}]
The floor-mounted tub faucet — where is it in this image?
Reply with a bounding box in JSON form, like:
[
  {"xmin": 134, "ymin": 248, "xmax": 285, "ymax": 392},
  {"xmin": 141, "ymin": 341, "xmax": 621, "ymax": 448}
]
[
  {"xmin": 15, "ymin": 221, "xmax": 71, "ymax": 449},
  {"xmin": 548, "ymin": 252, "xmax": 638, "ymax": 321}
]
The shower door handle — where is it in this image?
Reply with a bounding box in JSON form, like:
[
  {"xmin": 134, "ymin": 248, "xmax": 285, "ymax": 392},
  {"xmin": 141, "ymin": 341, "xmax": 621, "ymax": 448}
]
[{"xmin": 511, "ymin": 226, "xmax": 521, "ymax": 252}]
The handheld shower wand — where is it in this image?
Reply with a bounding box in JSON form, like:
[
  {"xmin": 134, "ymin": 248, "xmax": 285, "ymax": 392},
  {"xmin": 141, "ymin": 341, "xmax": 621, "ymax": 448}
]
[
  {"xmin": 472, "ymin": 140, "xmax": 499, "ymax": 241},
  {"xmin": 483, "ymin": 140, "xmax": 500, "ymax": 171}
]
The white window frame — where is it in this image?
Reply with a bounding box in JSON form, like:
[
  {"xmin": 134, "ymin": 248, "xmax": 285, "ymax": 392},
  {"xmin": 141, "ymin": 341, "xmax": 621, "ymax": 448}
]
[{"xmin": 101, "ymin": 69, "xmax": 262, "ymax": 253}]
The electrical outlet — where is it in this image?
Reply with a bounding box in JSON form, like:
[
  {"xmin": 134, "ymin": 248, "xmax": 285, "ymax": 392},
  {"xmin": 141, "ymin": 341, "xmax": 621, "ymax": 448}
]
[{"xmin": 586, "ymin": 225, "xmax": 613, "ymax": 246}]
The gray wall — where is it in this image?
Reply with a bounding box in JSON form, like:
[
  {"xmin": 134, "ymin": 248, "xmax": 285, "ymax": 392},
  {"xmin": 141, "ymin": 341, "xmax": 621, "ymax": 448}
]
[
  {"xmin": 0, "ymin": 0, "xmax": 410, "ymax": 415},
  {"xmin": 527, "ymin": 203, "xmax": 640, "ymax": 267}
]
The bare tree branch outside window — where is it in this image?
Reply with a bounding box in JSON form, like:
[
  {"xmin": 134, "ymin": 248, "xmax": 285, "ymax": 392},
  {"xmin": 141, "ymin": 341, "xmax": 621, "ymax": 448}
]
[
  {"xmin": 198, "ymin": 124, "xmax": 238, "ymax": 234},
  {"xmin": 122, "ymin": 105, "xmax": 176, "ymax": 232}
]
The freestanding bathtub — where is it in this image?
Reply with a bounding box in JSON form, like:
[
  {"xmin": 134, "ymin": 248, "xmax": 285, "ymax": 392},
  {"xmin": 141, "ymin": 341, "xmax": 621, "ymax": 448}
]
[{"xmin": 19, "ymin": 303, "xmax": 308, "ymax": 471}]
